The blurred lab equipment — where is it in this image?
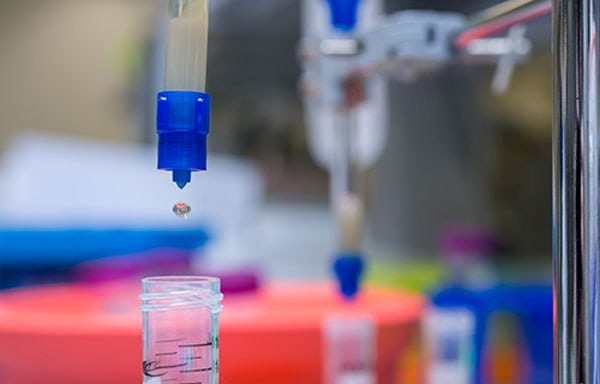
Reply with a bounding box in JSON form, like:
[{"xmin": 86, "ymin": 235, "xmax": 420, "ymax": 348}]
[
  {"xmin": 426, "ymin": 227, "xmax": 497, "ymax": 384},
  {"xmin": 0, "ymin": 280, "xmax": 424, "ymax": 384},
  {"xmin": 156, "ymin": 0, "xmax": 211, "ymax": 189},
  {"xmin": 0, "ymin": 134, "xmax": 263, "ymax": 288},
  {"xmin": 2, "ymin": 0, "xmax": 592, "ymax": 383},
  {"xmin": 428, "ymin": 284, "xmax": 552, "ymax": 384},
  {"xmin": 141, "ymin": 276, "xmax": 223, "ymax": 384},
  {"xmin": 426, "ymin": 227, "xmax": 552, "ymax": 384},
  {"xmin": 299, "ymin": 0, "xmax": 536, "ymax": 301},
  {"xmin": 300, "ymin": 0, "xmax": 387, "ymax": 175},
  {"xmin": 333, "ymin": 194, "xmax": 366, "ymax": 299},
  {"xmin": 301, "ymin": 0, "xmax": 387, "ymax": 301}
]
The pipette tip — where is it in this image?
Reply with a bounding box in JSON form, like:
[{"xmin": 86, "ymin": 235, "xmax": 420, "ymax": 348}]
[
  {"xmin": 333, "ymin": 253, "xmax": 364, "ymax": 300},
  {"xmin": 173, "ymin": 170, "xmax": 191, "ymax": 190}
]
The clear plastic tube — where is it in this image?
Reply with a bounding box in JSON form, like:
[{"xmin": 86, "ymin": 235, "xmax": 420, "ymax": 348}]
[
  {"xmin": 323, "ymin": 314, "xmax": 376, "ymax": 384},
  {"xmin": 165, "ymin": 0, "xmax": 209, "ymax": 91},
  {"xmin": 141, "ymin": 276, "xmax": 223, "ymax": 384},
  {"xmin": 330, "ymin": 110, "xmax": 353, "ymax": 201}
]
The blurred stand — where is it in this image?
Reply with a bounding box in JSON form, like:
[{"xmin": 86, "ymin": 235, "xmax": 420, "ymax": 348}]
[{"xmin": 0, "ymin": 0, "xmax": 553, "ymax": 273}]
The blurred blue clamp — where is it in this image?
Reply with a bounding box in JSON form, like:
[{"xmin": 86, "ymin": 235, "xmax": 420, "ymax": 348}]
[
  {"xmin": 333, "ymin": 252, "xmax": 364, "ymax": 299},
  {"xmin": 157, "ymin": 91, "xmax": 211, "ymax": 189},
  {"xmin": 326, "ymin": 0, "xmax": 361, "ymax": 32}
]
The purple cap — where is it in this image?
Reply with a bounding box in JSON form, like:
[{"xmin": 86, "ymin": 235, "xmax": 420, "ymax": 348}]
[
  {"xmin": 438, "ymin": 225, "xmax": 498, "ymax": 260},
  {"xmin": 198, "ymin": 268, "xmax": 260, "ymax": 295},
  {"xmin": 74, "ymin": 249, "xmax": 192, "ymax": 284},
  {"xmin": 219, "ymin": 271, "xmax": 260, "ymax": 294}
]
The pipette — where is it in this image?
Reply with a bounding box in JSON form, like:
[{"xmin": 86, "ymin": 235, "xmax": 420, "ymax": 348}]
[
  {"xmin": 321, "ymin": 0, "xmax": 366, "ymax": 300},
  {"xmin": 333, "ymin": 194, "xmax": 365, "ymax": 299},
  {"xmin": 157, "ymin": 0, "xmax": 211, "ymax": 190}
]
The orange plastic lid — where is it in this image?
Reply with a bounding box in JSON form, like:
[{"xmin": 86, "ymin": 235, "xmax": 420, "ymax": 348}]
[
  {"xmin": 0, "ymin": 281, "xmax": 424, "ymax": 333},
  {"xmin": 0, "ymin": 281, "xmax": 425, "ymax": 384}
]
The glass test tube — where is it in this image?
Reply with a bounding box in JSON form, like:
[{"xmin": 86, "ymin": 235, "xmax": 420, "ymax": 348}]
[
  {"xmin": 165, "ymin": 0, "xmax": 209, "ymax": 91},
  {"xmin": 141, "ymin": 276, "xmax": 223, "ymax": 384}
]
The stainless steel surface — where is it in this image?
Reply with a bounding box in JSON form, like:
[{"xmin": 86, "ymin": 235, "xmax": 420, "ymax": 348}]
[
  {"xmin": 455, "ymin": 0, "xmax": 552, "ymax": 49},
  {"xmin": 553, "ymin": 0, "xmax": 600, "ymax": 383}
]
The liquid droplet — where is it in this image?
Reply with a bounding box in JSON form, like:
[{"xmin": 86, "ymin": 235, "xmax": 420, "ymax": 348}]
[{"xmin": 173, "ymin": 202, "xmax": 191, "ymax": 219}]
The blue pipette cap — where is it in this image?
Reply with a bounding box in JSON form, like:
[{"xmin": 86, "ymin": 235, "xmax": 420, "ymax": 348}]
[
  {"xmin": 157, "ymin": 91, "xmax": 211, "ymax": 189},
  {"xmin": 326, "ymin": 0, "xmax": 361, "ymax": 32},
  {"xmin": 333, "ymin": 252, "xmax": 364, "ymax": 299}
]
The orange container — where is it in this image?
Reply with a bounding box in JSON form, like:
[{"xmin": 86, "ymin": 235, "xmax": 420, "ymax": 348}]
[{"xmin": 0, "ymin": 281, "xmax": 424, "ymax": 384}]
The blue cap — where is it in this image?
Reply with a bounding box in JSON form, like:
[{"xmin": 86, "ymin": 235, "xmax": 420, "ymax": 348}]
[
  {"xmin": 157, "ymin": 91, "xmax": 211, "ymax": 189},
  {"xmin": 333, "ymin": 252, "xmax": 364, "ymax": 299},
  {"xmin": 326, "ymin": 0, "xmax": 361, "ymax": 32}
]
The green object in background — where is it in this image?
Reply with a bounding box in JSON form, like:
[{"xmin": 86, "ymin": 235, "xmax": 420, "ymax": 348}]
[
  {"xmin": 365, "ymin": 259, "xmax": 446, "ymax": 293},
  {"xmin": 112, "ymin": 38, "xmax": 146, "ymax": 78}
]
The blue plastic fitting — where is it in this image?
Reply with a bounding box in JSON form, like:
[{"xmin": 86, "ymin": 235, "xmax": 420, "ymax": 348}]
[
  {"xmin": 333, "ymin": 252, "xmax": 364, "ymax": 299},
  {"xmin": 326, "ymin": 0, "xmax": 361, "ymax": 32},
  {"xmin": 157, "ymin": 91, "xmax": 211, "ymax": 189}
]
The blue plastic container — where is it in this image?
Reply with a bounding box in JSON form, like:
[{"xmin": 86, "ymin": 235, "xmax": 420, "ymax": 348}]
[
  {"xmin": 430, "ymin": 284, "xmax": 552, "ymax": 384},
  {"xmin": 0, "ymin": 228, "xmax": 210, "ymax": 288}
]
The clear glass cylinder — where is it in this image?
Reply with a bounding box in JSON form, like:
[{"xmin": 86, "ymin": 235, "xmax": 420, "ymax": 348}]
[
  {"xmin": 141, "ymin": 276, "xmax": 223, "ymax": 384},
  {"xmin": 165, "ymin": 0, "xmax": 209, "ymax": 91}
]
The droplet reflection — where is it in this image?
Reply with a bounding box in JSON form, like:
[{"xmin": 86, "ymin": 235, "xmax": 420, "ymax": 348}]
[{"xmin": 173, "ymin": 201, "xmax": 191, "ymax": 219}]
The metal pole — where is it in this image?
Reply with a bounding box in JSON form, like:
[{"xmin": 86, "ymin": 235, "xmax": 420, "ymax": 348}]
[{"xmin": 553, "ymin": 0, "xmax": 600, "ymax": 383}]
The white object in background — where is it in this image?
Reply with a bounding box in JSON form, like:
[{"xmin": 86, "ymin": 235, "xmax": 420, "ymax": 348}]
[
  {"xmin": 0, "ymin": 133, "xmax": 263, "ymax": 233},
  {"xmin": 323, "ymin": 314, "xmax": 376, "ymax": 384},
  {"xmin": 425, "ymin": 308, "xmax": 475, "ymax": 384},
  {"xmin": 490, "ymin": 25, "xmax": 529, "ymax": 95},
  {"xmin": 301, "ymin": 0, "xmax": 388, "ymax": 171},
  {"xmin": 198, "ymin": 203, "xmax": 334, "ymax": 280}
]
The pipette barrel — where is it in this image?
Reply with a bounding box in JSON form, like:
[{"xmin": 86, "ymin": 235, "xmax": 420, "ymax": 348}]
[
  {"xmin": 157, "ymin": 0, "xmax": 211, "ymax": 188},
  {"xmin": 165, "ymin": 0, "xmax": 209, "ymax": 91}
]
